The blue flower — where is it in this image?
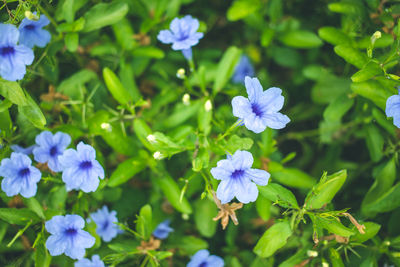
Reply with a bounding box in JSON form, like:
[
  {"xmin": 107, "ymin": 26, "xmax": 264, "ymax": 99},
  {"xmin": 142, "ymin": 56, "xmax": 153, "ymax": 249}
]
[
  {"xmin": 19, "ymin": 13, "xmax": 51, "ymax": 48},
  {"xmin": 157, "ymin": 15, "xmax": 203, "ymax": 60},
  {"xmin": 153, "ymin": 219, "xmax": 173, "ymax": 240},
  {"xmin": 0, "ymin": 24, "xmax": 34, "ymax": 81},
  {"xmin": 232, "ymin": 55, "xmax": 255, "ymax": 84},
  {"xmin": 89, "ymin": 206, "xmax": 119, "ymax": 242},
  {"xmin": 10, "ymin": 144, "xmax": 36, "ymax": 155},
  {"xmin": 386, "ymin": 89, "xmax": 400, "ymax": 128},
  {"xmin": 75, "ymin": 255, "xmax": 105, "ymax": 267},
  {"xmin": 210, "ymin": 150, "xmax": 270, "ymax": 204},
  {"xmin": 232, "ymin": 76, "xmax": 290, "ymax": 133},
  {"xmin": 45, "ymin": 214, "xmax": 95, "ymax": 260},
  {"xmin": 32, "ymin": 131, "xmax": 71, "ymax": 172},
  {"xmin": 187, "ymin": 249, "xmax": 224, "ymax": 267},
  {"xmin": 58, "ymin": 142, "xmax": 104, "ymax": 192},
  {"xmin": 0, "ymin": 152, "xmax": 41, "ymax": 198}
]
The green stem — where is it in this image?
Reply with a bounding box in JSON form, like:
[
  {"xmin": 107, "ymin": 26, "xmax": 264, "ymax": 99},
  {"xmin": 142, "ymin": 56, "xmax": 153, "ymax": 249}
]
[
  {"xmin": 217, "ymin": 120, "xmax": 242, "ymax": 141},
  {"xmin": 7, "ymin": 220, "xmax": 33, "ymax": 247}
]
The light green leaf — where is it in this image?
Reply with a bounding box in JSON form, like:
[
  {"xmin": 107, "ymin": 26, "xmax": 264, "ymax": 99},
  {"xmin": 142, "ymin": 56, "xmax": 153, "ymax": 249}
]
[
  {"xmin": 280, "ymin": 30, "xmax": 323, "ymax": 48},
  {"xmin": 83, "ymin": 2, "xmax": 129, "ymax": 32},
  {"xmin": 334, "ymin": 45, "xmax": 368, "ymax": 68},
  {"xmin": 227, "ymin": 0, "xmax": 260, "ymax": 21},
  {"xmin": 253, "ymin": 221, "xmax": 292, "ymax": 258},
  {"xmin": 103, "ymin": 67, "xmax": 133, "ymax": 105},
  {"xmin": 213, "ymin": 46, "xmax": 242, "ymax": 94},
  {"xmin": 258, "ymin": 183, "xmax": 299, "ymax": 209}
]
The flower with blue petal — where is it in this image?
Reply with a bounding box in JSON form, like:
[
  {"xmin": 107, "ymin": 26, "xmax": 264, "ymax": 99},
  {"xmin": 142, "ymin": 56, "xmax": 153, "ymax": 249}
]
[
  {"xmin": 187, "ymin": 249, "xmax": 224, "ymax": 267},
  {"xmin": 232, "ymin": 76, "xmax": 290, "ymax": 134},
  {"xmin": 75, "ymin": 255, "xmax": 105, "ymax": 267},
  {"xmin": 45, "ymin": 214, "xmax": 95, "ymax": 260},
  {"xmin": 157, "ymin": 15, "xmax": 203, "ymax": 60},
  {"xmin": 153, "ymin": 219, "xmax": 173, "ymax": 240},
  {"xmin": 89, "ymin": 206, "xmax": 119, "ymax": 242},
  {"xmin": 386, "ymin": 89, "xmax": 400, "ymax": 128},
  {"xmin": 210, "ymin": 150, "xmax": 270, "ymax": 204},
  {"xmin": 33, "ymin": 131, "xmax": 71, "ymax": 172},
  {"xmin": 232, "ymin": 55, "xmax": 255, "ymax": 84},
  {"xmin": 58, "ymin": 142, "xmax": 105, "ymax": 192},
  {"xmin": 10, "ymin": 144, "xmax": 36, "ymax": 155},
  {"xmin": 0, "ymin": 24, "xmax": 34, "ymax": 81},
  {"xmin": 19, "ymin": 13, "xmax": 51, "ymax": 48},
  {"xmin": 0, "ymin": 152, "xmax": 41, "ymax": 198}
]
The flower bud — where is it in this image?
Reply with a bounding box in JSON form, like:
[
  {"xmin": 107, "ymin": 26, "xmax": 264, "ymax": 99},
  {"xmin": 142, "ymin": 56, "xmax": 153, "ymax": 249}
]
[
  {"xmin": 322, "ymin": 262, "xmax": 329, "ymax": 267},
  {"xmin": 176, "ymin": 68, "xmax": 186, "ymax": 79},
  {"xmin": 100, "ymin": 122, "xmax": 112, "ymax": 132},
  {"xmin": 182, "ymin": 213, "xmax": 189, "ymax": 220},
  {"xmin": 25, "ymin": 11, "xmax": 39, "ymax": 21},
  {"xmin": 182, "ymin": 94, "xmax": 190, "ymax": 105},
  {"xmin": 204, "ymin": 99, "xmax": 212, "ymax": 111},
  {"xmin": 147, "ymin": 134, "xmax": 156, "ymax": 143},
  {"xmin": 307, "ymin": 250, "xmax": 318, "ymax": 257},
  {"xmin": 372, "ymin": 31, "xmax": 381, "ymax": 40},
  {"xmin": 153, "ymin": 151, "xmax": 164, "ymax": 160}
]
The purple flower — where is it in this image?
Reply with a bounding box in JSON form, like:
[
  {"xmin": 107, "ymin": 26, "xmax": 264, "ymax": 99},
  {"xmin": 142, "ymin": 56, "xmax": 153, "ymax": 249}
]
[
  {"xmin": 10, "ymin": 144, "xmax": 36, "ymax": 155},
  {"xmin": 45, "ymin": 214, "xmax": 95, "ymax": 260},
  {"xmin": 386, "ymin": 89, "xmax": 400, "ymax": 128},
  {"xmin": 33, "ymin": 131, "xmax": 71, "ymax": 172},
  {"xmin": 187, "ymin": 249, "xmax": 224, "ymax": 267},
  {"xmin": 157, "ymin": 15, "xmax": 203, "ymax": 60},
  {"xmin": 232, "ymin": 55, "xmax": 255, "ymax": 84},
  {"xmin": 232, "ymin": 76, "xmax": 290, "ymax": 133},
  {"xmin": 89, "ymin": 206, "xmax": 119, "ymax": 242},
  {"xmin": 75, "ymin": 255, "xmax": 105, "ymax": 267},
  {"xmin": 153, "ymin": 219, "xmax": 173, "ymax": 240},
  {"xmin": 18, "ymin": 13, "xmax": 51, "ymax": 48},
  {"xmin": 0, "ymin": 24, "xmax": 34, "ymax": 81},
  {"xmin": 210, "ymin": 150, "xmax": 270, "ymax": 204},
  {"xmin": 0, "ymin": 152, "xmax": 41, "ymax": 198},
  {"xmin": 58, "ymin": 142, "xmax": 104, "ymax": 192}
]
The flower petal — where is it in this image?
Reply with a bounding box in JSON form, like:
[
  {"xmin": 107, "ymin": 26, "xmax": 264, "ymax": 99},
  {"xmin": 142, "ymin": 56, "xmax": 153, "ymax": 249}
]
[
  {"xmin": 244, "ymin": 76, "xmax": 263, "ymax": 103},
  {"xmin": 232, "ymin": 96, "xmax": 252, "ymax": 119},
  {"xmin": 187, "ymin": 250, "xmax": 210, "ymax": 267},
  {"xmin": 157, "ymin": 30, "xmax": 175, "ymax": 44},
  {"xmin": 262, "ymin": 112, "xmax": 290, "ymax": 129},
  {"xmin": 260, "ymin": 87, "xmax": 284, "ymax": 112},
  {"xmin": 216, "ymin": 178, "xmax": 235, "ymax": 204},
  {"xmin": 234, "ymin": 179, "xmax": 258, "ymax": 204},
  {"xmin": 245, "ymin": 169, "xmax": 270, "ymax": 186}
]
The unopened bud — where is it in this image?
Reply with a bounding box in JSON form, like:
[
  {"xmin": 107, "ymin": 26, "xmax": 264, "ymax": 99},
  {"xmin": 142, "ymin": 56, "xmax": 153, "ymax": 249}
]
[
  {"xmin": 182, "ymin": 213, "xmax": 189, "ymax": 220},
  {"xmin": 153, "ymin": 151, "xmax": 164, "ymax": 160},
  {"xmin": 182, "ymin": 94, "xmax": 190, "ymax": 105},
  {"xmin": 100, "ymin": 122, "xmax": 112, "ymax": 132},
  {"xmin": 204, "ymin": 99, "xmax": 212, "ymax": 111},
  {"xmin": 147, "ymin": 134, "xmax": 156, "ymax": 143},
  {"xmin": 307, "ymin": 250, "xmax": 318, "ymax": 257},
  {"xmin": 372, "ymin": 31, "xmax": 382, "ymax": 40},
  {"xmin": 322, "ymin": 262, "xmax": 329, "ymax": 267},
  {"xmin": 176, "ymin": 68, "xmax": 186, "ymax": 79},
  {"xmin": 25, "ymin": 11, "xmax": 39, "ymax": 21}
]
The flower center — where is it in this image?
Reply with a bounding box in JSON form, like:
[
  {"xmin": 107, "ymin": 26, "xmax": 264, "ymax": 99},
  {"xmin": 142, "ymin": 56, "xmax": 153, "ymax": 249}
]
[
  {"xmin": 199, "ymin": 262, "xmax": 208, "ymax": 267},
  {"xmin": 102, "ymin": 220, "xmax": 109, "ymax": 230},
  {"xmin": 231, "ymin": 169, "xmax": 244, "ymax": 180},
  {"xmin": 65, "ymin": 228, "xmax": 77, "ymax": 236},
  {"xmin": 1, "ymin": 46, "xmax": 15, "ymax": 56},
  {"xmin": 251, "ymin": 103, "xmax": 263, "ymax": 117},
  {"xmin": 79, "ymin": 161, "xmax": 92, "ymax": 170},
  {"xmin": 49, "ymin": 146, "xmax": 58, "ymax": 156},
  {"xmin": 18, "ymin": 168, "xmax": 30, "ymax": 177},
  {"xmin": 24, "ymin": 25, "xmax": 35, "ymax": 30}
]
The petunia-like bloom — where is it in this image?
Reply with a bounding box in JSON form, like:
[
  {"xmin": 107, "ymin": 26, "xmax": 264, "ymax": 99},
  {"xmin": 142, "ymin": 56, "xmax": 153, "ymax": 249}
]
[
  {"xmin": 19, "ymin": 13, "xmax": 51, "ymax": 48},
  {"xmin": 210, "ymin": 150, "xmax": 270, "ymax": 204},
  {"xmin": 157, "ymin": 15, "xmax": 203, "ymax": 60},
  {"xmin": 75, "ymin": 255, "xmax": 105, "ymax": 267},
  {"xmin": 58, "ymin": 142, "xmax": 105, "ymax": 192},
  {"xmin": 10, "ymin": 144, "xmax": 36, "ymax": 155},
  {"xmin": 0, "ymin": 24, "xmax": 34, "ymax": 81},
  {"xmin": 89, "ymin": 206, "xmax": 119, "ymax": 242},
  {"xmin": 232, "ymin": 76, "xmax": 290, "ymax": 134},
  {"xmin": 153, "ymin": 219, "xmax": 174, "ymax": 240},
  {"xmin": 187, "ymin": 249, "xmax": 224, "ymax": 267},
  {"xmin": 386, "ymin": 89, "xmax": 400, "ymax": 128},
  {"xmin": 45, "ymin": 214, "xmax": 95, "ymax": 260},
  {"xmin": 0, "ymin": 152, "xmax": 41, "ymax": 198},
  {"xmin": 33, "ymin": 131, "xmax": 71, "ymax": 172},
  {"xmin": 232, "ymin": 55, "xmax": 255, "ymax": 84}
]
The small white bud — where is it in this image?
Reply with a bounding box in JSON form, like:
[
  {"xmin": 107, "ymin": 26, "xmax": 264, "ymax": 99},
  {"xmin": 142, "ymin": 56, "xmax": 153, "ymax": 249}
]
[
  {"xmin": 176, "ymin": 68, "xmax": 186, "ymax": 79},
  {"xmin": 182, "ymin": 213, "xmax": 189, "ymax": 220},
  {"xmin": 204, "ymin": 99, "xmax": 212, "ymax": 112},
  {"xmin": 182, "ymin": 94, "xmax": 190, "ymax": 105},
  {"xmin": 322, "ymin": 262, "xmax": 329, "ymax": 267},
  {"xmin": 100, "ymin": 122, "xmax": 112, "ymax": 132},
  {"xmin": 153, "ymin": 151, "xmax": 163, "ymax": 160},
  {"xmin": 372, "ymin": 31, "xmax": 382, "ymax": 39},
  {"xmin": 307, "ymin": 250, "xmax": 318, "ymax": 257},
  {"xmin": 25, "ymin": 11, "xmax": 39, "ymax": 21},
  {"xmin": 147, "ymin": 134, "xmax": 156, "ymax": 143}
]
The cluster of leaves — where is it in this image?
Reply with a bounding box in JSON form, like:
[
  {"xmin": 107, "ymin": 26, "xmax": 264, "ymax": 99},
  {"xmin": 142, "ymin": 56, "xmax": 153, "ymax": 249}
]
[{"xmin": 1, "ymin": 0, "xmax": 400, "ymax": 266}]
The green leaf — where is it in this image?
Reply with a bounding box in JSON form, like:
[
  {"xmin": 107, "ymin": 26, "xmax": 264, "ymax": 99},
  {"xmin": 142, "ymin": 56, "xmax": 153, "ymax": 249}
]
[
  {"xmin": 132, "ymin": 46, "xmax": 165, "ymax": 59},
  {"xmin": 329, "ymin": 248, "xmax": 345, "ymax": 267},
  {"xmin": 305, "ymin": 170, "xmax": 347, "ymax": 210},
  {"xmin": 312, "ymin": 215, "xmax": 355, "ymax": 237},
  {"xmin": 357, "ymin": 33, "xmax": 394, "ymax": 49},
  {"xmin": 364, "ymin": 125, "xmax": 384, "ymax": 162},
  {"xmin": 103, "ymin": 67, "xmax": 133, "ymax": 105},
  {"xmin": 24, "ymin": 198, "xmax": 45, "ymax": 220},
  {"xmin": 35, "ymin": 239, "xmax": 51, "ymax": 267},
  {"xmin": 334, "ymin": 45, "xmax": 368, "ymax": 68},
  {"xmin": 198, "ymin": 99, "xmax": 212, "ymax": 135},
  {"xmin": 18, "ymin": 93, "xmax": 46, "ymax": 128},
  {"xmin": 0, "ymin": 208, "xmax": 41, "ymax": 225},
  {"xmin": 136, "ymin": 204, "xmax": 152, "ymax": 240},
  {"xmin": 163, "ymin": 101, "xmax": 201, "ymax": 129},
  {"xmin": 213, "ymin": 46, "xmax": 242, "ymax": 94},
  {"xmin": 258, "ymin": 183, "xmax": 299, "ymax": 209},
  {"xmin": 323, "ymin": 94, "xmax": 354, "ymax": 122},
  {"xmin": 280, "ymin": 30, "xmax": 323, "ymax": 48},
  {"xmin": 222, "ymin": 135, "xmax": 254, "ymax": 155},
  {"xmin": 318, "ymin": 26, "xmax": 352, "ymax": 45},
  {"xmin": 256, "ymin": 195, "xmax": 271, "ymax": 221},
  {"xmin": 65, "ymin": 32, "xmax": 79, "ymax": 52},
  {"xmin": 351, "ymin": 62, "xmax": 383, "ymax": 82},
  {"xmin": 57, "ymin": 69, "xmax": 97, "ymax": 99},
  {"xmin": 269, "ymin": 162, "xmax": 316, "ymax": 189},
  {"xmin": 351, "ymin": 222, "xmax": 381, "ymax": 243},
  {"xmin": 328, "ymin": 2, "xmax": 360, "ymax": 14},
  {"xmin": 177, "ymin": 236, "xmax": 208, "ymax": 255},
  {"xmin": 351, "ymin": 80, "xmax": 393, "ymax": 110},
  {"xmin": 227, "ymin": 0, "xmax": 260, "ymax": 21},
  {"xmin": 112, "ymin": 18, "xmax": 135, "ymax": 50},
  {"xmin": 83, "ymin": 2, "xmax": 129, "ymax": 32},
  {"xmin": 108, "ymin": 152, "xmax": 149, "ymax": 187},
  {"xmin": 362, "ymin": 182, "xmax": 400, "ymax": 216},
  {"xmin": 0, "ymin": 79, "xmax": 27, "ymax": 105},
  {"xmin": 194, "ymin": 198, "xmax": 218, "ymax": 238},
  {"xmin": 253, "ymin": 221, "xmax": 292, "ymax": 258}
]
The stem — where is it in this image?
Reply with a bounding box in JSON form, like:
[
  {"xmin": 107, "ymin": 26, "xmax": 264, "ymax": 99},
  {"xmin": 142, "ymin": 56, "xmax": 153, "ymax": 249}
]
[
  {"xmin": 7, "ymin": 220, "xmax": 33, "ymax": 247},
  {"xmin": 217, "ymin": 120, "xmax": 242, "ymax": 141}
]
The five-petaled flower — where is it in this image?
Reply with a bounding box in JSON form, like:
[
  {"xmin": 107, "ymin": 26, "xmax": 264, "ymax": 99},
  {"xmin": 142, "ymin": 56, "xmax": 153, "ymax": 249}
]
[
  {"xmin": 210, "ymin": 150, "xmax": 270, "ymax": 204},
  {"xmin": 33, "ymin": 131, "xmax": 71, "ymax": 172},
  {"xmin": 157, "ymin": 15, "xmax": 203, "ymax": 60},
  {"xmin": 386, "ymin": 89, "xmax": 400, "ymax": 128},
  {"xmin": 75, "ymin": 254, "xmax": 105, "ymax": 267},
  {"xmin": 58, "ymin": 142, "xmax": 105, "ymax": 192},
  {"xmin": 153, "ymin": 219, "xmax": 174, "ymax": 240},
  {"xmin": 45, "ymin": 214, "xmax": 95, "ymax": 260},
  {"xmin": 18, "ymin": 12, "xmax": 51, "ymax": 48},
  {"xmin": 232, "ymin": 55, "xmax": 255, "ymax": 84},
  {"xmin": 0, "ymin": 24, "xmax": 34, "ymax": 81},
  {"xmin": 187, "ymin": 249, "xmax": 224, "ymax": 267},
  {"xmin": 89, "ymin": 206, "xmax": 120, "ymax": 242},
  {"xmin": 0, "ymin": 152, "xmax": 41, "ymax": 198},
  {"xmin": 232, "ymin": 76, "xmax": 290, "ymax": 133}
]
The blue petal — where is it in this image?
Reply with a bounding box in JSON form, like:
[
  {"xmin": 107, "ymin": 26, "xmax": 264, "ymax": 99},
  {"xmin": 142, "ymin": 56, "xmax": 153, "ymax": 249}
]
[
  {"xmin": 0, "ymin": 24, "xmax": 19, "ymax": 45},
  {"xmin": 231, "ymin": 150, "xmax": 253, "ymax": 170},
  {"xmin": 244, "ymin": 76, "xmax": 263, "ymax": 103},
  {"xmin": 10, "ymin": 144, "xmax": 36, "ymax": 155},
  {"xmin": 45, "ymin": 215, "xmax": 66, "ymax": 234},
  {"xmin": 19, "ymin": 181, "xmax": 37, "ymax": 198},
  {"xmin": 210, "ymin": 165, "xmax": 232, "ymax": 181},
  {"xmin": 262, "ymin": 112, "xmax": 290, "ymax": 129},
  {"xmin": 1, "ymin": 177, "xmax": 22, "ymax": 196},
  {"xmin": 157, "ymin": 30, "xmax": 175, "ymax": 44},
  {"xmin": 33, "ymin": 146, "xmax": 50, "ymax": 164},
  {"xmin": 245, "ymin": 169, "xmax": 270, "ymax": 186},
  {"xmin": 77, "ymin": 142, "xmax": 96, "ymax": 161},
  {"xmin": 234, "ymin": 178, "xmax": 258, "ymax": 203},
  {"xmin": 45, "ymin": 234, "xmax": 67, "ymax": 256},
  {"xmin": 62, "ymin": 166, "xmax": 84, "ymax": 191},
  {"xmin": 260, "ymin": 87, "xmax": 284, "ymax": 112},
  {"xmin": 232, "ymin": 96, "xmax": 252, "ymax": 119},
  {"xmin": 243, "ymin": 114, "xmax": 266, "ymax": 133},
  {"xmin": 187, "ymin": 250, "xmax": 210, "ymax": 267},
  {"xmin": 216, "ymin": 178, "xmax": 235, "ymax": 204},
  {"xmin": 385, "ymin": 94, "xmax": 400, "ymax": 118},
  {"xmin": 206, "ymin": 255, "xmax": 224, "ymax": 267}
]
